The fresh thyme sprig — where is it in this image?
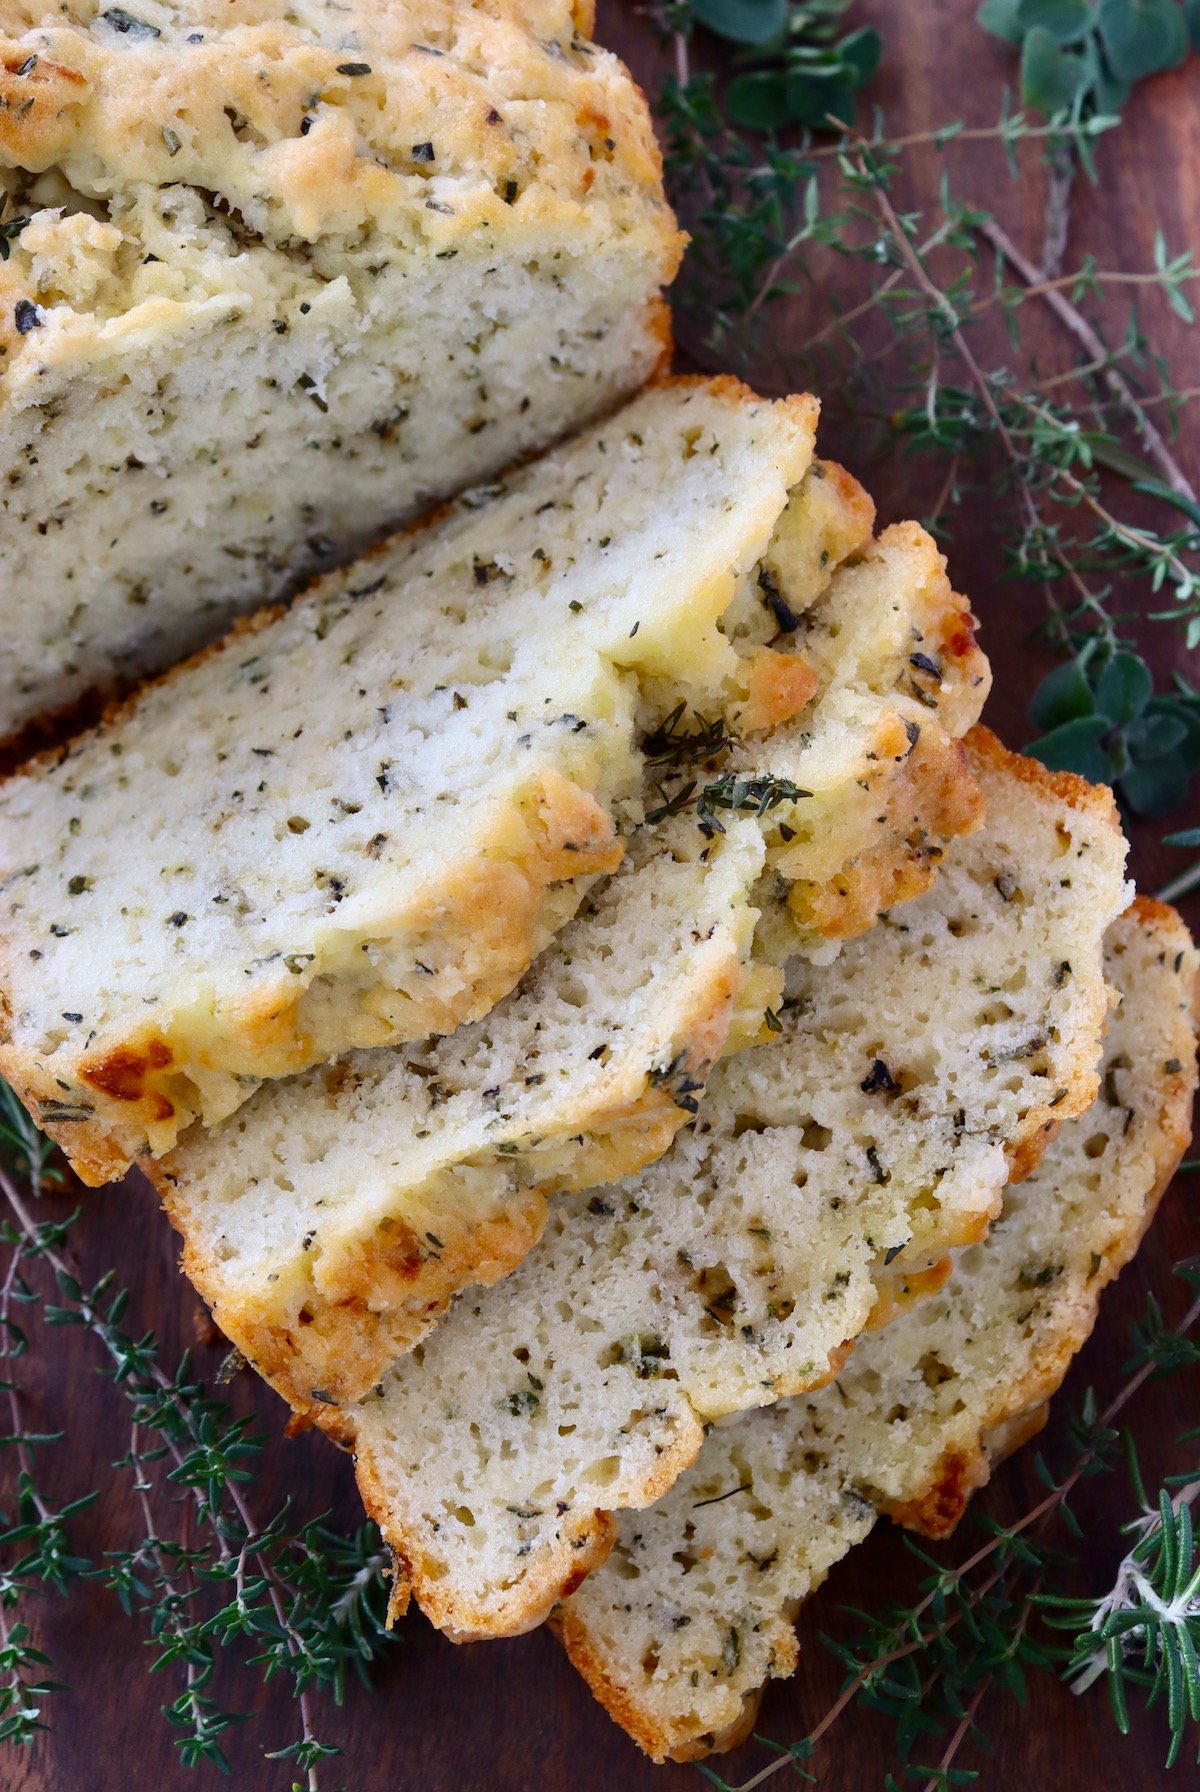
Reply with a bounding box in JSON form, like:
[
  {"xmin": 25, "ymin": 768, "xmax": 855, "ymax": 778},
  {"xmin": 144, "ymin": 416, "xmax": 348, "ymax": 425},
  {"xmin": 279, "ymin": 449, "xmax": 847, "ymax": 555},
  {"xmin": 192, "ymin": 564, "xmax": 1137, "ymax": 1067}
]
[{"xmin": 0, "ymin": 1096, "xmax": 394, "ymax": 1784}]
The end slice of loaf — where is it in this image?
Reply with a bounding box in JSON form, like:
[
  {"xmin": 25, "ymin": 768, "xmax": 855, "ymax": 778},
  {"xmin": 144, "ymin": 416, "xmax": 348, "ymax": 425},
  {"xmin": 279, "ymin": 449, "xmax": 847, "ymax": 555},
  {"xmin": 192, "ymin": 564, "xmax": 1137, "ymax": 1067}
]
[
  {"xmin": 0, "ymin": 378, "xmax": 818, "ymax": 1181},
  {"xmin": 152, "ymin": 815, "xmax": 778, "ymax": 1408},
  {"xmin": 325, "ymin": 730, "xmax": 1129, "ymax": 1641},
  {"xmin": 0, "ymin": 0, "xmax": 682, "ymax": 743},
  {"xmin": 554, "ymin": 897, "xmax": 1198, "ymax": 1761}
]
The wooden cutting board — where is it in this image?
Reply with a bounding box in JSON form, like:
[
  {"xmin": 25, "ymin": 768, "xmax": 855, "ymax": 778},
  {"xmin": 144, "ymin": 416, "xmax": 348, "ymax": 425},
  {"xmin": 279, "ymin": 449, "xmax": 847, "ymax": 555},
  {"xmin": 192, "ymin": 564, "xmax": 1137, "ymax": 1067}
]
[{"xmin": 9, "ymin": 4, "xmax": 1200, "ymax": 1788}]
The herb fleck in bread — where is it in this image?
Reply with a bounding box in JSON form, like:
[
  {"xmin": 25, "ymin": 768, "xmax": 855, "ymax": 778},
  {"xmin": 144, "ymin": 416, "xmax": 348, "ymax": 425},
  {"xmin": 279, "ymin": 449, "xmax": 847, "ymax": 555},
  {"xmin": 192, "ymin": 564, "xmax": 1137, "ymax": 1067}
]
[
  {"xmin": 152, "ymin": 816, "xmax": 780, "ymax": 1408},
  {"xmin": 0, "ymin": 380, "xmax": 991, "ymax": 1182},
  {"xmin": 0, "ymin": 378, "xmax": 819, "ymax": 1182},
  {"xmin": 554, "ymin": 897, "xmax": 1198, "ymax": 1761},
  {"xmin": 325, "ymin": 730, "xmax": 1129, "ymax": 1641},
  {"xmin": 0, "ymin": 0, "xmax": 682, "ymax": 742}
]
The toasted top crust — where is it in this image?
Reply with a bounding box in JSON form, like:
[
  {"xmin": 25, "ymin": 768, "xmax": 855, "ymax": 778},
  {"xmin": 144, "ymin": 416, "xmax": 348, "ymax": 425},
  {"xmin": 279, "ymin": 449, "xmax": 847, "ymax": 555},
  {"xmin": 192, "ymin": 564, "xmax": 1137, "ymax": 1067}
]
[
  {"xmin": 0, "ymin": 1, "xmax": 665, "ymax": 231},
  {"xmin": 554, "ymin": 896, "xmax": 1198, "ymax": 1762},
  {"xmin": 0, "ymin": 0, "xmax": 682, "ymax": 380}
]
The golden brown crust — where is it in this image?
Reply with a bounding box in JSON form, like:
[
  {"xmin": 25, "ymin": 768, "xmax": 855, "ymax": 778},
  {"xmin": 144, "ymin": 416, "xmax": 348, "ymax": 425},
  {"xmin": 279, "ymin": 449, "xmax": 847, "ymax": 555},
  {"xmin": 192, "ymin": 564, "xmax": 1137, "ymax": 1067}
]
[
  {"xmin": 964, "ymin": 721, "xmax": 1121, "ymax": 818},
  {"xmin": 734, "ymin": 649, "xmax": 819, "ymax": 735},
  {"xmin": 816, "ymin": 458, "xmax": 877, "ymax": 541},
  {"xmin": 551, "ymin": 1605, "xmax": 704, "ymax": 1763}
]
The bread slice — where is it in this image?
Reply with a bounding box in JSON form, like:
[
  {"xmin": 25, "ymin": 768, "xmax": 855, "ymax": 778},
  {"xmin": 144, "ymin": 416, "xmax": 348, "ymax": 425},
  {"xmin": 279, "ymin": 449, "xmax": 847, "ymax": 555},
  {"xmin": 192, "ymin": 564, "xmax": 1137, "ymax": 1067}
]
[
  {"xmin": 0, "ymin": 378, "xmax": 819, "ymax": 1182},
  {"xmin": 0, "ymin": 0, "xmax": 682, "ymax": 744},
  {"xmin": 0, "ymin": 382, "xmax": 991, "ymax": 1183},
  {"xmin": 152, "ymin": 815, "xmax": 781, "ymax": 1408},
  {"xmin": 555, "ymin": 897, "xmax": 1198, "ymax": 1761},
  {"xmin": 324, "ymin": 730, "xmax": 1129, "ymax": 1640}
]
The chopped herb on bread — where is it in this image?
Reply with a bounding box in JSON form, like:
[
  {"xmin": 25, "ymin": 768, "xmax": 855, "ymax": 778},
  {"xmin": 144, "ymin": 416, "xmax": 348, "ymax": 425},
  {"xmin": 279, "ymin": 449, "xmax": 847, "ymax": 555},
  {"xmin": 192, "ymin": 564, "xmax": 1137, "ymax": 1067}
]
[
  {"xmin": 0, "ymin": 380, "xmax": 991, "ymax": 1182},
  {"xmin": 153, "ymin": 815, "xmax": 777, "ymax": 1408}
]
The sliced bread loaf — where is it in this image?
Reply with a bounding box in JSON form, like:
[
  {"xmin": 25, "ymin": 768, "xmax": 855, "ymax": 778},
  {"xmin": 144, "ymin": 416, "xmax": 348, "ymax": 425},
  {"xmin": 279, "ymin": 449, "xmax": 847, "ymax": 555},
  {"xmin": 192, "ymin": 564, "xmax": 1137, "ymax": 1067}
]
[
  {"xmin": 149, "ymin": 449, "xmax": 989, "ymax": 1401},
  {"xmin": 0, "ymin": 382, "xmax": 991, "ymax": 1182},
  {"xmin": 152, "ymin": 815, "xmax": 780, "ymax": 1408},
  {"xmin": 0, "ymin": 378, "xmax": 818, "ymax": 1181},
  {"xmin": 554, "ymin": 897, "xmax": 1198, "ymax": 1761},
  {"xmin": 0, "ymin": 0, "xmax": 682, "ymax": 743},
  {"xmin": 324, "ymin": 730, "xmax": 1129, "ymax": 1640}
]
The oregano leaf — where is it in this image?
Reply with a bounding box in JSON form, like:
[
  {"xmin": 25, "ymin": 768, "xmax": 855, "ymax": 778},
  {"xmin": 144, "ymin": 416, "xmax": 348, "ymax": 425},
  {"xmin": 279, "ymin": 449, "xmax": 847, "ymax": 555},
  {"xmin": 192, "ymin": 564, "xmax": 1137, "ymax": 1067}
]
[
  {"xmin": 690, "ymin": 0, "xmax": 789, "ymax": 47},
  {"xmin": 1016, "ymin": 0, "xmax": 1093, "ymax": 45},
  {"xmin": 1098, "ymin": 0, "xmax": 1190, "ymax": 81},
  {"xmin": 1120, "ymin": 753, "xmax": 1190, "ymax": 814},
  {"xmin": 978, "ymin": 0, "xmax": 1026, "ymax": 43},
  {"xmin": 839, "ymin": 25, "xmax": 884, "ymax": 84},
  {"xmin": 1020, "ymin": 25, "xmax": 1088, "ymax": 110},
  {"xmin": 1026, "ymin": 715, "xmax": 1114, "ymax": 782},
  {"xmin": 1126, "ymin": 710, "xmax": 1190, "ymax": 758},
  {"xmin": 726, "ymin": 69, "xmax": 795, "ymax": 128},
  {"xmin": 1029, "ymin": 657, "xmax": 1096, "ymax": 730},
  {"xmin": 1093, "ymin": 650, "xmax": 1153, "ymax": 725}
]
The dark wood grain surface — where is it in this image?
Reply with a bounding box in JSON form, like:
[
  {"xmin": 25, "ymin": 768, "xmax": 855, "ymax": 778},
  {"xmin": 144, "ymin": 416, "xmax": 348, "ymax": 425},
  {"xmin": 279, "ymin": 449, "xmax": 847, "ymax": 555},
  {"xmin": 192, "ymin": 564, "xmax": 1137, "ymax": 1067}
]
[{"xmin": 9, "ymin": 4, "xmax": 1200, "ymax": 1789}]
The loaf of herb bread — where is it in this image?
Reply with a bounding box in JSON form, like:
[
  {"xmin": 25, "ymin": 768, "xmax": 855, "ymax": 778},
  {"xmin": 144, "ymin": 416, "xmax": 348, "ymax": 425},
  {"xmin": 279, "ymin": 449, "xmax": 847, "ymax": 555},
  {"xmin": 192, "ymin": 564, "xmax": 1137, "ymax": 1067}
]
[
  {"xmin": 0, "ymin": 378, "xmax": 990, "ymax": 1182},
  {"xmin": 323, "ymin": 730, "xmax": 1129, "ymax": 1641},
  {"xmin": 152, "ymin": 814, "xmax": 781, "ymax": 1408},
  {"xmin": 0, "ymin": 0, "xmax": 683, "ymax": 745},
  {"xmin": 555, "ymin": 897, "xmax": 1198, "ymax": 1761}
]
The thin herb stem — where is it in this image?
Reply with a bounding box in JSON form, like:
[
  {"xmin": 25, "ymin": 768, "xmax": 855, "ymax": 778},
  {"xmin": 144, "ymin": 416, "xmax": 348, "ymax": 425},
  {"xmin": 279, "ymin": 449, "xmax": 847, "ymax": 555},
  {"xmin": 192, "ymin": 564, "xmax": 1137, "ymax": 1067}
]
[
  {"xmin": 0, "ymin": 1165, "xmax": 330, "ymax": 1782},
  {"xmin": 1156, "ymin": 859, "xmax": 1200, "ymax": 905},
  {"xmin": 979, "ymin": 217, "xmax": 1197, "ymax": 502}
]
